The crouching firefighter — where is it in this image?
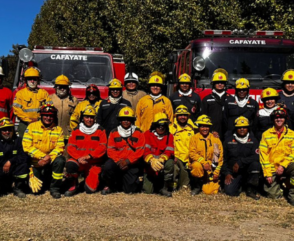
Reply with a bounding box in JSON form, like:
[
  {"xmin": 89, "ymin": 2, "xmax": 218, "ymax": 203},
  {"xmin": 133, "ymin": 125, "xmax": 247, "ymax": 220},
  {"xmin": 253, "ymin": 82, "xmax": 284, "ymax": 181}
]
[
  {"xmin": 22, "ymin": 104, "xmax": 65, "ymax": 199},
  {"xmin": 65, "ymin": 106, "xmax": 107, "ymax": 196},
  {"xmin": 143, "ymin": 113, "xmax": 174, "ymax": 197},
  {"xmin": 101, "ymin": 106, "xmax": 145, "ymax": 195},
  {"xmin": 222, "ymin": 116, "xmax": 261, "ymax": 200},
  {"xmin": 0, "ymin": 117, "xmax": 29, "ymax": 198},
  {"xmin": 189, "ymin": 115, "xmax": 223, "ymax": 195}
]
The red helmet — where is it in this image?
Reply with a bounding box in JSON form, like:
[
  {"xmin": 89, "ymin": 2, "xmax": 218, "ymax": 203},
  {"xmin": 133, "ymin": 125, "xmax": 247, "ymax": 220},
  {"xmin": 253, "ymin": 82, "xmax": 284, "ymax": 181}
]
[
  {"xmin": 40, "ymin": 104, "xmax": 58, "ymax": 115},
  {"xmin": 86, "ymin": 84, "xmax": 100, "ymax": 99},
  {"xmin": 270, "ymin": 106, "xmax": 287, "ymax": 119}
]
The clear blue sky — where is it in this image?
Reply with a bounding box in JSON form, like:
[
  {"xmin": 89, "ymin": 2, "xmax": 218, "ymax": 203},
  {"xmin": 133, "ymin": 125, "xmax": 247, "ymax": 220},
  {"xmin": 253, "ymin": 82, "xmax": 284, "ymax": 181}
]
[{"xmin": 0, "ymin": 1, "xmax": 45, "ymax": 57}]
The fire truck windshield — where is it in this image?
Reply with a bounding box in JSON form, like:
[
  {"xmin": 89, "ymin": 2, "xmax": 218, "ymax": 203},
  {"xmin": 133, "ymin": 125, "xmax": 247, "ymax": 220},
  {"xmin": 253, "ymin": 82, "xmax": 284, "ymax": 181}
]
[
  {"xmin": 33, "ymin": 53, "xmax": 113, "ymax": 86},
  {"xmin": 195, "ymin": 47, "xmax": 294, "ymax": 89}
]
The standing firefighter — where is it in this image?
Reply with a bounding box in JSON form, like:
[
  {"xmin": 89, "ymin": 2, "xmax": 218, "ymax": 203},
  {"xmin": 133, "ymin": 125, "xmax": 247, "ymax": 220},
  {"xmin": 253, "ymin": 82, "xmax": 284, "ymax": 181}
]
[
  {"xmin": 0, "ymin": 66, "xmax": 13, "ymax": 119},
  {"xmin": 143, "ymin": 113, "xmax": 174, "ymax": 197},
  {"xmin": 201, "ymin": 68, "xmax": 230, "ymax": 140},
  {"xmin": 122, "ymin": 72, "xmax": 146, "ymax": 111},
  {"xmin": 101, "ymin": 106, "xmax": 145, "ymax": 195},
  {"xmin": 189, "ymin": 115, "xmax": 223, "ymax": 195},
  {"xmin": 0, "ymin": 117, "xmax": 29, "ymax": 198},
  {"xmin": 136, "ymin": 72, "xmax": 173, "ymax": 132},
  {"xmin": 223, "ymin": 116, "xmax": 261, "ymax": 200},
  {"xmin": 13, "ymin": 67, "xmax": 50, "ymax": 137},
  {"xmin": 170, "ymin": 73, "xmax": 201, "ymax": 122},
  {"xmin": 22, "ymin": 104, "xmax": 65, "ymax": 199},
  {"xmin": 170, "ymin": 105, "xmax": 195, "ymax": 190},
  {"xmin": 96, "ymin": 79, "xmax": 131, "ymax": 136},
  {"xmin": 259, "ymin": 106, "xmax": 294, "ymax": 205},
  {"xmin": 70, "ymin": 84, "xmax": 101, "ymax": 130},
  {"xmin": 65, "ymin": 106, "xmax": 107, "ymax": 196},
  {"xmin": 49, "ymin": 75, "xmax": 79, "ymax": 143}
]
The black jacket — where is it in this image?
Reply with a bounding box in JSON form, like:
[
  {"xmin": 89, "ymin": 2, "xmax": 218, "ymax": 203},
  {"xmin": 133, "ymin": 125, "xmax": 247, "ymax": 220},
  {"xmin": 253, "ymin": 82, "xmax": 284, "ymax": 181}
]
[{"xmin": 96, "ymin": 98, "xmax": 131, "ymax": 136}]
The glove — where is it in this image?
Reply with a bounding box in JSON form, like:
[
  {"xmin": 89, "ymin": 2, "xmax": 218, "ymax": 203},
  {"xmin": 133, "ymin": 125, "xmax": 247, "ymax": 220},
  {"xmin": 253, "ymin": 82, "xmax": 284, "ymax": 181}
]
[
  {"xmin": 150, "ymin": 158, "xmax": 164, "ymax": 172},
  {"xmin": 29, "ymin": 167, "xmax": 43, "ymax": 193},
  {"xmin": 158, "ymin": 157, "xmax": 165, "ymax": 163},
  {"xmin": 118, "ymin": 159, "xmax": 130, "ymax": 171}
]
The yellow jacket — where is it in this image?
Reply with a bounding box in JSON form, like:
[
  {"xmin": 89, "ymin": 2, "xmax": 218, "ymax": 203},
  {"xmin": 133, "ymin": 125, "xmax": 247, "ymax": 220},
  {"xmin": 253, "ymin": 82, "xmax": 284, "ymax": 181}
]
[
  {"xmin": 189, "ymin": 132, "xmax": 223, "ymax": 176},
  {"xmin": 70, "ymin": 99, "xmax": 101, "ymax": 130},
  {"xmin": 259, "ymin": 126, "xmax": 294, "ymax": 177},
  {"xmin": 13, "ymin": 87, "xmax": 50, "ymax": 122},
  {"xmin": 22, "ymin": 120, "xmax": 64, "ymax": 167},
  {"xmin": 170, "ymin": 119, "xmax": 195, "ymax": 163},
  {"xmin": 135, "ymin": 95, "xmax": 174, "ymax": 132}
]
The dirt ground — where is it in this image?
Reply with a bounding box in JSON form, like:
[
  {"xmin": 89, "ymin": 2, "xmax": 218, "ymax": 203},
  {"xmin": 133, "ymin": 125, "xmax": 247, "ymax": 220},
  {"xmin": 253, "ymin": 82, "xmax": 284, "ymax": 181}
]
[{"xmin": 0, "ymin": 189, "xmax": 293, "ymax": 241}]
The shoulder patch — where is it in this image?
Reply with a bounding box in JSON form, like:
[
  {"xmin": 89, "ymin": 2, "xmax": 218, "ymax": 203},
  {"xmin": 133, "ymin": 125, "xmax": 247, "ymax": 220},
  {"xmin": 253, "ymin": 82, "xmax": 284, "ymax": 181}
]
[
  {"xmin": 91, "ymin": 136, "xmax": 100, "ymax": 141},
  {"xmin": 76, "ymin": 136, "xmax": 85, "ymax": 140},
  {"xmin": 114, "ymin": 137, "xmax": 123, "ymax": 142},
  {"xmin": 25, "ymin": 129, "xmax": 29, "ymax": 133},
  {"xmin": 255, "ymin": 149, "xmax": 260, "ymax": 154},
  {"xmin": 129, "ymin": 136, "xmax": 139, "ymax": 142}
]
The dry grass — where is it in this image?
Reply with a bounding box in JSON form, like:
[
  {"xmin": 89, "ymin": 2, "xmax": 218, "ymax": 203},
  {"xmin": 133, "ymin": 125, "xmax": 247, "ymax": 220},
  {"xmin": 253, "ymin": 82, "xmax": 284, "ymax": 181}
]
[{"xmin": 0, "ymin": 188, "xmax": 293, "ymax": 241}]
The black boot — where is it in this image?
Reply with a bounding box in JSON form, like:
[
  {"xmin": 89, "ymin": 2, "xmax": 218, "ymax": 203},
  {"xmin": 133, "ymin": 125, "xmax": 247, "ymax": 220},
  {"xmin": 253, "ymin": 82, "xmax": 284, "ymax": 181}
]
[
  {"xmin": 159, "ymin": 182, "xmax": 172, "ymax": 197},
  {"xmin": 246, "ymin": 185, "xmax": 260, "ymax": 200},
  {"xmin": 64, "ymin": 178, "xmax": 79, "ymax": 197},
  {"xmin": 13, "ymin": 178, "xmax": 26, "ymax": 198},
  {"xmin": 191, "ymin": 178, "xmax": 201, "ymax": 196}
]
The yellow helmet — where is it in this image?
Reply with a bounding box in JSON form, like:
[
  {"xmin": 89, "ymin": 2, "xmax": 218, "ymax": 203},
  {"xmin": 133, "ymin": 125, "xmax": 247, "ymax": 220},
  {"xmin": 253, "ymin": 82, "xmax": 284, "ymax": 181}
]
[
  {"xmin": 212, "ymin": 68, "xmax": 228, "ymax": 82},
  {"xmin": 55, "ymin": 75, "xmax": 71, "ymax": 86},
  {"xmin": 82, "ymin": 106, "xmax": 96, "ymax": 117},
  {"xmin": 108, "ymin": 78, "xmax": 123, "ymax": 89},
  {"xmin": 118, "ymin": 106, "xmax": 136, "ymax": 119},
  {"xmin": 195, "ymin": 115, "xmax": 212, "ymax": 126},
  {"xmin": 175, "ymin": 105, "xmax": 190, "ymax": 115},
  {"xmin": 235, "ymin": 78, "xmax": 250, "ymax": 89},
  {"xmin": 261, "ymin": 88, "xmax": 279, "ymax": 100},
  {"xmin": 235, "ymin": 116, "xmax": 249, "ymax": 127},
  {"xmin": 148, "ymin": 75, "xmax": 164, "ymax": 85},
  {"xmin": 150, "ymin": 71, "xmax": 165, "ymax": 80},
  {"xmin": 282, "ymin": 69, "xmax": 294, "ymax": 81},
  {"xmin": 153, "ymin": 112, "xmax": 169, "ymax": 125},
  {"xmin": 24, "ymin": 67, "xmax": 40, "ymax": 78},
  {"xmin": 0, "ymin": 117, "xmax": 14, "ymax": 129},
  {"xmin": 178, "ymin": 73, "xmax": 191, "ymax": 83}
]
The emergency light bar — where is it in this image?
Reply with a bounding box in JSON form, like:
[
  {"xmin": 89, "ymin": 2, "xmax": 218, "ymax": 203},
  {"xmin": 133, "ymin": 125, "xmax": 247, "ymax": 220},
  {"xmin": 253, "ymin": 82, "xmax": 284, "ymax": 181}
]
[
  {"xmin": 203, "ymin": 30, "xmax": 284, "ymax": 37},
  {"xmin": 34, "ymin": 46, "xmax": 104, "ymax": 51}
]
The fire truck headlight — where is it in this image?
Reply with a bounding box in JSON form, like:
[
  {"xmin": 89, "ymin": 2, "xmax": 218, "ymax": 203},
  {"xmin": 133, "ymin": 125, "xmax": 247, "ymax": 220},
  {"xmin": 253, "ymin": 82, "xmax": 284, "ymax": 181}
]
[
  {"xmin": 19, "ymin": 48, "xmax": 33, "ymax": 62},
  {"xmin": 193, "ymin": 56, "xmax": 205, "ymax": 71}
]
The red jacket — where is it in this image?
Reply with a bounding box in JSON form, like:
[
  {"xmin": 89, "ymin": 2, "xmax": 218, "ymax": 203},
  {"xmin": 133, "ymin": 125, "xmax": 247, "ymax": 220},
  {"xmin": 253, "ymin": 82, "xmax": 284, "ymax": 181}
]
[
  {"xmin": 67, "ymin": 126, "xmax": 107, "ymax": 163},
  {"xmin": 0, "ymin": 87, "xmax": 13, "ymax": 119},
  {"xmin": 143, "ymin": 130, "xmax": 174, "ymax": 163},
  {"xmin": 107, "ymin": 128, "xmax": 145, "ymax": 164}
]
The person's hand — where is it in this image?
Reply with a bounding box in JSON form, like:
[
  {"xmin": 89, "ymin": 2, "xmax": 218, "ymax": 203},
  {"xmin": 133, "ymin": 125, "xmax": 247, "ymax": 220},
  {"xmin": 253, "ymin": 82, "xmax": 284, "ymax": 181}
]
[
  {"xmin": 212, "ymin": 131, "xmax": 219, "ymax": 138},
  {"xmin": 266, "ymin": 176, "xmax": 273, "ymax": 184},
  {"xmin": 38, "ymin": 155, "xmax": 51, "ymax": 167},
  {"xmin": 3, "ymin": 161, "xmax": 11, "ymax": 173},
  {"xmin": 213, "ymin": 174, "xmax": 219, "ymax": 182},
  {"xmin": 276, "ymin": 166, "xmax": 284, "ymax": 176},
  {"xmin": 203, "ymin": 163, "xmax": 212, "ymax": 171},
  {"xmin": 150, "ymin": 158, "xmax": 164, "ymax": 172},
  {"xmin": 78, "ymin": 155, "xmax": 90, "ymax": 164},
  {"xmin": 225, "ymin": 174, "xmax": 234, "ymax": 185},
  {"xmin": 233, "ymin": 163, "xmax": 239, "ymax": 173},
  {"xmin": 118, "ymin": 159, "xmax": 130, "ymax": 171},
  {"xmin": 158, "ymin": 157, "xmax": 165, "ymax": 163}
]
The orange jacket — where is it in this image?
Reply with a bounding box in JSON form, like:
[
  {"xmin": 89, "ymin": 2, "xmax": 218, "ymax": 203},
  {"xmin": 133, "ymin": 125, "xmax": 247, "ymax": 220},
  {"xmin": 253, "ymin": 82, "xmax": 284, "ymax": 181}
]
[
  {"xmin": 67, "ymin": 126, "xmax": 107, "ymax": 163},
  {"xmin": 107, "ymin": 127, "xmax": 145, "ymax": 164}
]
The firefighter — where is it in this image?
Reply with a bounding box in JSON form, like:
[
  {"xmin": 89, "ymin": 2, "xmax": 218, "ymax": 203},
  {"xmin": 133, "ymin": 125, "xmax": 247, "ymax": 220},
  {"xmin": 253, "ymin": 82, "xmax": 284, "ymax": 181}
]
[
  {"xmin": 223, "ymin": 78, "xmax": 259, "ymax": 136},
  {"xmin": 170, "ymin": 105, "xmax": 195, "ymax": 190},
  {"xmin": 96, "ymin": 79, "xmax": 131, "ymax": 136},
  {"xmin": 278, "ymin": 69, "xmax": 294, "ymax": 127},
  {"xmin": 13, "ymin": 67, "xmax": 50, "ymax": 137},
  {"xmin": 136, "ymin": 72, "xmax": 173, "ymax": 132},
  {"xmin": 70, "ymin": 84, "xmax": 101, "ymax": 130},
  {"xmin": 189, "ymin": 115, "xmax": 223, "ymax": 195},
  {"xmin": 49, "ymin": 75, "xmax": 79, "ymax": 144},
  {"xmin": 0, "ymin": 66, "xmax": 13, "ymax": 119},
  {"xmin": 259, "ymin": 106, "xmax": 294, "ymax": 205},
  {"xmin": 143, "ymin": 112, "xmax": 174, "ymax": 197},
  {"xmin": 22, "ymin": 104, "xmax": 65, "ymax": 199},
  {"xmin": 101, "ymin": 106, "xmax": 145, "ymax": 195},
  {"xmin": 65, "ymin": 106, "xmax": 107, "ymax": 196},
  {"xmin": 122, "ymin": 72, "xmax": 146, "ymax": 111},
  {"xmin": 201, "ymin": 68, "xmax": 231, "ymax": 140},
  {"xmin": 0, "ymin": 117, "xmax": 29, "ymax": 198},
  {"xmin": 170, "ymin": 73, "xmax": 201, "ymax": 122},
  {"xmin": 257, "ymin": 88, "xmax": 281, "ymax": 141},
  {"xmin": 223, "ymin": 116, "xmax": 261, "ymax": 200}
]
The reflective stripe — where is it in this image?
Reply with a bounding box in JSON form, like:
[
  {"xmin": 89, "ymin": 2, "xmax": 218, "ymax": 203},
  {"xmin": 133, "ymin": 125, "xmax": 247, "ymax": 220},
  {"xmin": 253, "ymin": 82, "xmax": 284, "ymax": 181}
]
[
  {"xmin": 23, "ymin": 108, "xmax": 40, "ymax": 112},
  {"xmin": 77, "ymin": 148, "xmax": 87, "ymax": 151},
  {"xmin": 145, "ymin": 144, "xmax": 151, "ymax": 149},
  {"xmin": 13, "ymin": 103, "xmax": 22, "ymax": 108},
  {"xmin": 23, "ymin": 137, "xmax": 33, "ymax": 141},
  {"xmin": 0, "ymin": 108, "xmax": 7, "ymax": 112},
  {"xmin": 197, "ymin": 157, "xmax": 204, "ymax": 163},
  {"xmin": 89, "ymin": 148, "xmax": 95, "ymax": 151},
  {"xmin": 52, "ymin": 172, "xmax": 63, "ymax": 180},
  {"xmin": 46, "ymin": 101, "xmax": 53, "ymax": 104},
  {"xmin": 32, "ymin": 131, "xmax": 43, "ymax": 135},
  {"xmin": 15, "ymin": 174, "xmax": 28, "ymax": 179},
  {"xmin": 0, "ymin": 152, "xmax": 3, "ymax": 156},
  {"xmin": 13, "ymin": 150, "xmax": 17, "ymax": 155},
  {"xmin": 290, "ymin": 178, "xmax": 294, "ymax": 186},
  {"xmin": 67, "ymin": 144, "xmax": 77, "ymax": 147},
  {"xmin": 166, "ymin": 147, "xmax": 174, "ymax": 151}
]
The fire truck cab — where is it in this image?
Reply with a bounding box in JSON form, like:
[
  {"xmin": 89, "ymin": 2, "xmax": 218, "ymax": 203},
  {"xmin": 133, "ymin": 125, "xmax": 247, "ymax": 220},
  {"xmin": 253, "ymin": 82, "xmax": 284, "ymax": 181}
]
[
  {"xmin": 13, "ymin": 46, "xmax": 125, "ymax": 100},
  {"xmin": 168, "ymin": 30, "xmax": 294, "ymax": 104}
]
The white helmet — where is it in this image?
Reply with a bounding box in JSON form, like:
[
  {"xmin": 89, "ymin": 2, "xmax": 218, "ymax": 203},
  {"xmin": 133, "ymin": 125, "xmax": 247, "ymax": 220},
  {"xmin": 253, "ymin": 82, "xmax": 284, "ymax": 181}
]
[
  {"xmin": 124, "ymin": 72, "xmax": 139, "ymax": 83},
  {"xmin": 0, "ymin": 66, "xmax": 4, "ymax": 76}
]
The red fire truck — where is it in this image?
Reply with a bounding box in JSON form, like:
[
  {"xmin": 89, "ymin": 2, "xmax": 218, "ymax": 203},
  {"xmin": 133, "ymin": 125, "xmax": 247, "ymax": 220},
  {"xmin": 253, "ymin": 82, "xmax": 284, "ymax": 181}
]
[
  {"xmin": 168, "ymin": 30, "xmax": 294, "ymax": 104},
  {"xmin": 13, "ymin": 46, "xmax": 125, "ymax": 100}
]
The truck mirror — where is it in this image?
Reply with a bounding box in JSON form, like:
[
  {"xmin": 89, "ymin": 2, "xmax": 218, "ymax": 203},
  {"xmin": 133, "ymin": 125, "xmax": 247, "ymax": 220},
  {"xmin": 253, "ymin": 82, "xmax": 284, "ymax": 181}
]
[
  {"xmin": 168, "ymin": 53, "xmax": 177, "ymax": 63},
  {"xmin": 1, "ymin": 58, "xmax": 9, "ymax": 76}
]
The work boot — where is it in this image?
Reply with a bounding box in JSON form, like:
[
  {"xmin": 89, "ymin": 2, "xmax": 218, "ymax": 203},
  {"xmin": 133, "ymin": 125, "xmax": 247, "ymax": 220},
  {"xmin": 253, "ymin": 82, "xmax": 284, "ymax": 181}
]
[
  {"xmin": 101, "ymin": 186, "xmax": 113, "ymax": 195},
  {"xmin": 50, "ymin": 191, "xmax": 61, "ymax": 199},
  {"xmin": 13, "ymin": 179, "xmax": 26, "ymax": 199},
  {"xmin": 191, "ymin": 178, "xmax": 201, "ymax": 196},
  {"xmin": 159, "ymin": 182, "xmax": 172, "ymax": 197},
  {"xmin": 64, "ymin": 179, "xmax": 79, "ymax": 197},
  {"xmin": 246, "ymin": 186, "xmax": 260, "ymax": 200}
]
